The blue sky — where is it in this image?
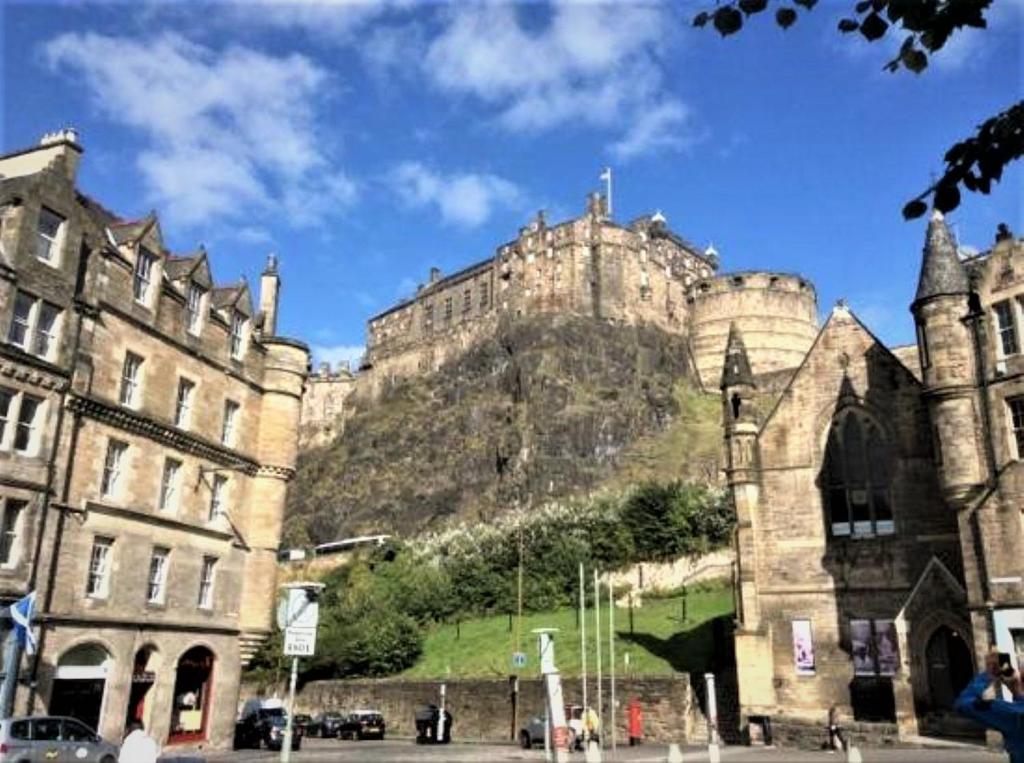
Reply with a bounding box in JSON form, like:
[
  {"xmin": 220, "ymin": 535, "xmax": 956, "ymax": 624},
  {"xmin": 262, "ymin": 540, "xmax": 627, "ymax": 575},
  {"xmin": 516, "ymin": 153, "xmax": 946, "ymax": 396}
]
[{"xmin": 3, "ymin": 0, "xmax": 1021, "ymax": 366}]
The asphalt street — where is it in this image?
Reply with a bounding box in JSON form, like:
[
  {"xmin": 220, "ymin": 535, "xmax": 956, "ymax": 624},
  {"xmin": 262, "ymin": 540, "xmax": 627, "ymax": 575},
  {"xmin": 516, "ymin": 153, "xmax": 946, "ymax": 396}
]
[{"xmin": 193, "ymin": 737, "xmax": 1005, "ymax": 762}]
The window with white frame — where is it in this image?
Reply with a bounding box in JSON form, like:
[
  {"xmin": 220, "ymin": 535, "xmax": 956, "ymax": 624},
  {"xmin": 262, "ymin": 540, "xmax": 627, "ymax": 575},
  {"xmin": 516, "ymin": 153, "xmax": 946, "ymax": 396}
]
[
  {"xmin": 146, "ymin": 547, "xmax": 169, "ymax": 604},
  {"xmin": 209, "ymin": 474, "xmax": 228, "ymax": 521},
  {"xmin": 198, "ymin": 556, "xmax": 216, "ymax": 609},
  {"xmin": 100, "ymin": 440, "xmax": 128, "ymax": 498},
  {"xmin": 0, "ymin": 499, "xmax": 26, "ymax": 567},
  {"xmin": 158, "ymin": 458, "xmax": 181, "ymax": 512},
  {"xmin": 32, "ymin": 302, "xmax": 60, "ymax": 359},
  {"xmin": 1008, "ymin": 397, "xmax": 1024, "ymax": 459},
  {"xmin": 7, "ymin": 292, "xmax": 61, "ymax": 361},
  {"xmin": 86, "ymin": 536, "xmax": 114, "ymax": 598},
  {"xmin": 119, "ymin": 352, "xmax": 144, "ymax": 408},
  {"xmin": 7, "ymin": 292, "xmax": 34, "ymax": 350},
  {"xmin": 174, "ymin": 378, "xmax": 194, "ymax": 428},
  {"xmin": 221, "ymin": 400, "xmax": 239, "ymax": 446},
  {"xmin": 35, "ymin": 207, "xmax": 65, "ymax": 264},
  {"xmin": 133, "ymin": 247, "xmax": 158, "ymax": 305},
  {"xmin": 0, "ymin": 388, "xmax": 12, "ymax": 446},
  {"xmin": 13, "ymin": 395, "xmax": 41, "ymax": 454},
  {"xmin": 229, "ymin": 312, "xmax": 246, "ymax": 358},
  {"xmin": 185, "ymin": 282, "xmax": 205, "ymax": 334},
  {"xmin": 994, "ymin": 300, "xmax": 1020, "ymax": 357}
]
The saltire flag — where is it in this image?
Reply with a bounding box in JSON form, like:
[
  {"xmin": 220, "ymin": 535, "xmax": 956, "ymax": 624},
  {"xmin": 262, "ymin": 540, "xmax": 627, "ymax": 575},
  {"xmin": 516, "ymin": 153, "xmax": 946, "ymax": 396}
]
[
  {"xmin": 599, "ymin": 168, "xmax": 611, "ymax": 183},
  {"xmin": 10, "ymin": 592, "xmax": 36, "ymax": 655}
]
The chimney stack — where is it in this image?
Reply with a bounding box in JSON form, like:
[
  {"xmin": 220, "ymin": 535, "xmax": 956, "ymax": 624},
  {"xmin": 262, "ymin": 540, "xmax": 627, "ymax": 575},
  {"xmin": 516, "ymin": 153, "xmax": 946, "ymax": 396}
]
[{"xmin": 259, "ymin": 253, "xmax": 280, "ymax": 336}]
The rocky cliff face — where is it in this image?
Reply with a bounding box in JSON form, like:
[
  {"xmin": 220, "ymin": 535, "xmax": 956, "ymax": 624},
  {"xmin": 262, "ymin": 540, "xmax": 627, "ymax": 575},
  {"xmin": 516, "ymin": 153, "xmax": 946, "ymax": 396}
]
[{"xmin": 286, "ymin": 315, "xmax": 721, "ymax": 544}]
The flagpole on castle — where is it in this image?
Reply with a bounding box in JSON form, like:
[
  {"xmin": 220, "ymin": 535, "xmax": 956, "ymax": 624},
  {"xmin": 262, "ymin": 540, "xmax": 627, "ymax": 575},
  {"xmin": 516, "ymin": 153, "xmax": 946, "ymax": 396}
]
[{"xmin": 600, "ymin": 167, "xmax": 613, "ymax": 218}]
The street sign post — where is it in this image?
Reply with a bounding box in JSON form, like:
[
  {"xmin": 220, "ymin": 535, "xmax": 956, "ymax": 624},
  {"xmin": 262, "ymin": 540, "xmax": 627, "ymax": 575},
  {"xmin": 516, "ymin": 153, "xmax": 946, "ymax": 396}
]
[{"xmin": 280, "ymin": 582, "xmax": 324, "ymax": 763}]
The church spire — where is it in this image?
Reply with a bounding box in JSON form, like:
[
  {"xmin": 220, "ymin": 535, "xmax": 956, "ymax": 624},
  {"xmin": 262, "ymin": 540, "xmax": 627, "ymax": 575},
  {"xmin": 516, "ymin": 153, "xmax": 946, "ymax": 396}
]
[
  {"xmin": 721, "ymin": 322, "xmax": 754, "ymax": 390},
  {"xmin": 914, "ymin": 210, "xmax": 968, "ymax": 304}
]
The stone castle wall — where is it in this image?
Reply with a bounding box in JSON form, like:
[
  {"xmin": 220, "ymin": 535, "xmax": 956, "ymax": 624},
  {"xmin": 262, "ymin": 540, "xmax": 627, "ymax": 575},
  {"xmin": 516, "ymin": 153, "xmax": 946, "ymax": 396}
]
[
  {"xmin": 689, "ymin": 272, "xmax": 819, "ymax": 390},
  {"xmin": 300, "ymin": 197, "xmax": 821, "ymax": 447}
]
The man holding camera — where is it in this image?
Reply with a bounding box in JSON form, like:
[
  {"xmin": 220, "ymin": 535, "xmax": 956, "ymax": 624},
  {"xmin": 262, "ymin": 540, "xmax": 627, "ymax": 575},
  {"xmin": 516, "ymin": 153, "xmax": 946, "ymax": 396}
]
[{"xmin": 955, "ymin": 650, "xmax": 1024, "ymax": 762}]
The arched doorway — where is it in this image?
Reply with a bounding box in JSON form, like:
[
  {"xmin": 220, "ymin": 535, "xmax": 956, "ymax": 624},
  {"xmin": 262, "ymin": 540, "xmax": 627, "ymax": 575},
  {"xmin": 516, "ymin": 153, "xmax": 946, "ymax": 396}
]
[
  {"xmin": 125, "ymin": 646, "xmax": 160, "ymax": 733},
  {"xmin": 49, "ymin": 643, "xmax": 112, "ymax": 733},
  {"xmin": 927, "ymin": 625, "xmax": 974, "ymax": 712},
  {"xmin": 167, "ymin": 646, "xmax": 214, "ymax": 744}
]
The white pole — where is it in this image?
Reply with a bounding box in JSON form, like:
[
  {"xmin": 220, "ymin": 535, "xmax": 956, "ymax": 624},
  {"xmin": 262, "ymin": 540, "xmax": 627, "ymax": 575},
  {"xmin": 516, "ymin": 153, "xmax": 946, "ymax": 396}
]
[
  {"xmin": 280, "ymin": 656, "xmax": 298, "ymax": 763},
  {"xmin": 579, "ymin": 563, "xmax": 588, "ymax": 742},
  {"xmin": 608, "ymin": 582, "xmax": 617, "ymax": 757},
  {"xmin": 437, "ymin": 682, "xmax": 446, "ymax": 741},
  {"xmin": 603, "ymin": 168, "xmax": 613, "ymax": 218},
  {"xmin": 593, "ymin": 570, "xmax": 603, "ymax": 747}
]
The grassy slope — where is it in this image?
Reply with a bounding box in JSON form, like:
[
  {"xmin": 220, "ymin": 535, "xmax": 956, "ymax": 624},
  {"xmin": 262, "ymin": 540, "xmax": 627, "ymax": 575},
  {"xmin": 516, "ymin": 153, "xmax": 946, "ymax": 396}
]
[{"xmin": 401, "ymin": 583, "xmax": 733, "ymax": 679}]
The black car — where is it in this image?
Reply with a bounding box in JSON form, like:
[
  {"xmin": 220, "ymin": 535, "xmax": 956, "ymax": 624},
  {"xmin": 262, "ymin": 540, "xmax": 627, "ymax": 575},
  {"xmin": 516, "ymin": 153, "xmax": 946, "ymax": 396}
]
[
  {"xmin": 233, "ymin": 707, "xmax": 303, "ymax": 751},
  {"xmin": 338, "ymin": 710, "xmax": 386, "ymax": 740},
  {"xmin": 293, "ymin": 713, "xmax": 316, "ymax": 736},
  {"xmin": 315, "ymin": 711, "xmax": 346, "ymax": 738}
]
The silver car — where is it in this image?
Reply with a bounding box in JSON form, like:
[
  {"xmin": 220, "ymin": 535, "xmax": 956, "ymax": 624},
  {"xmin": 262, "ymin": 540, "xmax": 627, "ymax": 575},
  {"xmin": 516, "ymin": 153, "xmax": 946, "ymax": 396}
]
[{"xmin": 0, "ymin": 716, "xmax": 119, "ymax": 763}]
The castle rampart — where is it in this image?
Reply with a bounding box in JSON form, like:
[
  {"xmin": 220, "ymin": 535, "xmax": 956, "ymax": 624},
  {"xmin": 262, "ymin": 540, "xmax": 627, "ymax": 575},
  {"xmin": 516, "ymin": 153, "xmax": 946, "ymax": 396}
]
[{"xmin": 688, "ymin": 271, "xmax": 819, "ymax": 390}]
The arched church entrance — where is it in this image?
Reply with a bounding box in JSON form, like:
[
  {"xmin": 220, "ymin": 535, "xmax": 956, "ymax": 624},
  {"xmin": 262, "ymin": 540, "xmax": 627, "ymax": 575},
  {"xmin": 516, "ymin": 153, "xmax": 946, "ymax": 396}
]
[
  {"xmin": 49, "ymin": 643, "xmax": 112, "ymax": 732},
  {"xmin": 926, "ymin": 625, "xmax": 973, "ymax": 712}
]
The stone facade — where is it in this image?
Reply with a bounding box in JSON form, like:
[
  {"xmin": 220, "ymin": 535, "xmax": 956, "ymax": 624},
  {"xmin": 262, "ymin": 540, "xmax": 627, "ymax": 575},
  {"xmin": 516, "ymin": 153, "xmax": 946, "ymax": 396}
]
[
  {"xmin": 727, "ymin": 213, "xmax": 1024, "ymax": 743},
  {"xmin": 0, "ymin": 131, "xmax": 308, "ymax": 748},
  {"xmin": 299, "ymin": 195, "xmax": 820, "ymax": 445},
  {"xmin": 299, "ymin": 362, "xmax": 356, "ymax": 449}
]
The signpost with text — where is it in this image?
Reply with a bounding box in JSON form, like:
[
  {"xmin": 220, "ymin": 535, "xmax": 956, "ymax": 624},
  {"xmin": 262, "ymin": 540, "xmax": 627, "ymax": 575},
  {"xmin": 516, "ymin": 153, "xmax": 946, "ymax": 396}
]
[{"xmin": 279, "ymin": 583, "xmax": 324, "ymax": 763}]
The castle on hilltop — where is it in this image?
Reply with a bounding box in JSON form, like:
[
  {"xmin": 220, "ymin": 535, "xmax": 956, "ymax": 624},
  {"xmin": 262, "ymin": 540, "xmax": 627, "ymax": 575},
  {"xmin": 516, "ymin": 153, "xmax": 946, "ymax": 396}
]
[{"xmin": 300, "ymin": 191, "xmax": 819, "ymax": 444}]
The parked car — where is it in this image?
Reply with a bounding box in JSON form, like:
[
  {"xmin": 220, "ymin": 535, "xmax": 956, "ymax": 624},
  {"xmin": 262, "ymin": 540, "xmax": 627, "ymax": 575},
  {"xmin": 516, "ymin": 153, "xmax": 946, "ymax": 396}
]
[
  {"xmin": 338, "ymin": 710, "xmax": 386, "ymax": 740},
  {"xmin": 293, "ymin": 714, "xmax": 316, "ymax": 736},
  {"xmin": 414, "ymin": 705, "xmax": 452, "ymax": 744},
  {"xmin": 233, "ymin": 700, "xmax": 302, "ymax": 751},
  {"xmin": 314, "ymin": 712, "xmax": 346, "ymax": 738},
  {"xmin": 520, "ymin": 706, "xmax": 593, "ymax": 751},
  {"xmin": 0, "ymin": 716, "xmax": 119, "ymax": 763}
]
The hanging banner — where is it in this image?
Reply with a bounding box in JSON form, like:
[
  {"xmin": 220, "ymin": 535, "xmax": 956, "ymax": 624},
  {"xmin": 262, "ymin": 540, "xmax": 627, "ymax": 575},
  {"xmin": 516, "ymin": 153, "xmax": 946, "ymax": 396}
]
[{"xmin": 792, "ymin": 619, "xmax": 815, "ymax": 675}]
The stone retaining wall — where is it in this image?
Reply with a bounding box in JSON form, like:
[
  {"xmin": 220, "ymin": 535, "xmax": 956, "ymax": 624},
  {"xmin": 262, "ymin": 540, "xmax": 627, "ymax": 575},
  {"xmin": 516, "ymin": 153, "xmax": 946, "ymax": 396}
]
[{"xmin": 242, "ymin": 675, "xmax": 704, "ymax": 744}]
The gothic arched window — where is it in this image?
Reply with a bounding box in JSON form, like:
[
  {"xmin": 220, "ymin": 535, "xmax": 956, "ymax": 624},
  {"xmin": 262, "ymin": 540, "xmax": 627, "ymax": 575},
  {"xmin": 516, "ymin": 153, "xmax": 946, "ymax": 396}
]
[{"xmin": 822, "ymin": 411, "xmax": 894, "ymax": 538}]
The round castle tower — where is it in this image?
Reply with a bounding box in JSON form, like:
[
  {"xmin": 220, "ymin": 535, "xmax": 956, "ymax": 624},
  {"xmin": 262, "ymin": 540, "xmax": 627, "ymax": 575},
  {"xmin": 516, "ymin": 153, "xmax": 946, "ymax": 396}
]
[{"xmin": 688, "ymin": 271, "xmax": 819, "ymax": 389}]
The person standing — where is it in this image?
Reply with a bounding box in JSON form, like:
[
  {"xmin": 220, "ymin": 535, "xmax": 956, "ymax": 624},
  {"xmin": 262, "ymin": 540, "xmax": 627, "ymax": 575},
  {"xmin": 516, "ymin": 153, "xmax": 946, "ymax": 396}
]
[
  {"xmin": 118, "ymin": 721, "xmax": 160, "ymax": 763},
  {"xmin": 955, "ymin": 650, "xmax": 1024, "ymax": 763},
  {"xmin": 826, "ymin": 705, "xmax": 845, "ymax": 753}
]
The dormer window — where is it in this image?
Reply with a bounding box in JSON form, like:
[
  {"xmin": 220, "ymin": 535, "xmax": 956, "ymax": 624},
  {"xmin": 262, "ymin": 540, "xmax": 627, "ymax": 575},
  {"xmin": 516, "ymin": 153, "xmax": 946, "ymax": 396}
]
[
  {"xmin": 35, "ymin": 207, "xmax": 65, "ymax": 265},
  {"xmin": 185, "ymin": 282, "xmax": 205, "ymax": 334},
  {"xmin": 230, "ymin": 312, "xmax": 247, "ymax": 359},
  {"xmin": 133, "ymin": 247, "xmax": 158, "ymax": 305}
]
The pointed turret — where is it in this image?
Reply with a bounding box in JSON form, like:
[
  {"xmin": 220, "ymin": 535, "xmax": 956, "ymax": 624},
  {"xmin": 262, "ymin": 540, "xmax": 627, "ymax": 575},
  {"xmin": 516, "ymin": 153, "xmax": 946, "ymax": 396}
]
[
  {"xmin": 721, "ymin": 322, "xmax": 754, "ymax": 390},
  {"xmin": 914, "ymin": 210, "xmax": 968, "ymax": 305},
  {"xmin": 909, "ymin": 211, "xmax": 985, "ymax": 506}
]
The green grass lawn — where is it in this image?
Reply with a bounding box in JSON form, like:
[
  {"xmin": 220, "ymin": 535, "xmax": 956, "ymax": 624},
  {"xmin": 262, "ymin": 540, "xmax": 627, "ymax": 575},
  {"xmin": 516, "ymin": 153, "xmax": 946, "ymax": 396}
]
[{"xmin": 401, "ymin": 582, "xmax": 734, "ymax": 679}]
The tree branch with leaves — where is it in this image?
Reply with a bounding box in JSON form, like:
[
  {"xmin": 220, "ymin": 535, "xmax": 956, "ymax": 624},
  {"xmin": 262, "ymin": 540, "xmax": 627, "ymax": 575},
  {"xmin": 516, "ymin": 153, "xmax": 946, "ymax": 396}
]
[{"xmin": 692, "ymin": 0, "xmax": 1023, "ymax": 219}]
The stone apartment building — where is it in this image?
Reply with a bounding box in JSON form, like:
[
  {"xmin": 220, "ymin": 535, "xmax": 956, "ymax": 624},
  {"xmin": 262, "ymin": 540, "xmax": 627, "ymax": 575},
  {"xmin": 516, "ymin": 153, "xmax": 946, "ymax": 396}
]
[
  {"xmin": 301, "ymin": 192, "xmax": 821, "ymax": 444},
  {"xmin": 0, "ymin": 130, "xmax": 308, "ymax": 747},
  {"xmin": 726, "ymin": 212, "xmax": 1024, "ymax": 742}
]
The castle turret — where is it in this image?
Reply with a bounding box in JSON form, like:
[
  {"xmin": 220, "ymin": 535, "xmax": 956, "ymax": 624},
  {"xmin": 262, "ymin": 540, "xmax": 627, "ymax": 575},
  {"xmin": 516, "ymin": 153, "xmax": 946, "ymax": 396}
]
[
  {"xmin": 911, "ymin": 211, "xmax": 986, "ymax": 505},
  {"xmin": 237, "ymin": 324, "xmax": 309, "ymax": 657},
  {"xmin": 721, "ymin": 323, "xmax": 761, "ymax": 628}
]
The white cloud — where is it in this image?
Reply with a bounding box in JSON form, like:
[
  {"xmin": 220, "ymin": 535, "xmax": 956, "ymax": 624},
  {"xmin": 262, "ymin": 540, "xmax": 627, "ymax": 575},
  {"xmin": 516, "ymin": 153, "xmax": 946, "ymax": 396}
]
[
  {"xmin": 390, "ymin": 161, "xmax": 522, "ymax": 227},
  {"xmin": 311, "ymin": 343, "xmax": 365, "ymax": 370},
  {"xmin": 43, "ymin": 32, "xmax": 357, "ymax": 229},
  {"xmin": 421, "ymin": 1, "xmax": 697, "ymax": 161}
]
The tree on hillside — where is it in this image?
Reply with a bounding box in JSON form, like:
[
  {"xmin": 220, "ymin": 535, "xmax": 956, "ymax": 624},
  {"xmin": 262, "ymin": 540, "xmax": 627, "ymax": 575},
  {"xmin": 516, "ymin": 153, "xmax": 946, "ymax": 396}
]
[{"xmin": 691, "ymin": 0, "xmax": 1023, "ymax": 220}]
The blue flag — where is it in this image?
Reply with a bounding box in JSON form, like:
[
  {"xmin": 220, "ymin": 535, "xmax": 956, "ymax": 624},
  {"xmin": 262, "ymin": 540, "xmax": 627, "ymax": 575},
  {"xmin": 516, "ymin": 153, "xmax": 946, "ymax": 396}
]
[{"xmin": 10, "ymin": 592, "xmax": 36, "ymax": 656}]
